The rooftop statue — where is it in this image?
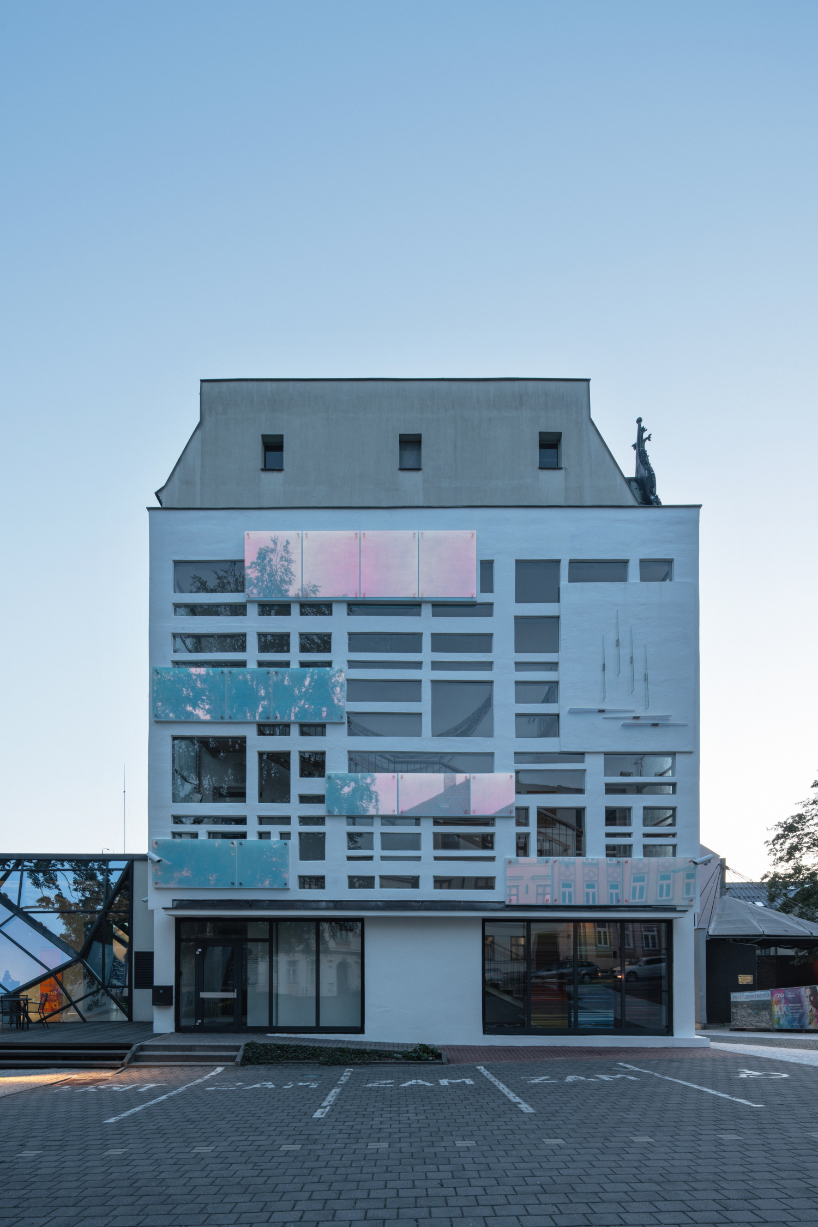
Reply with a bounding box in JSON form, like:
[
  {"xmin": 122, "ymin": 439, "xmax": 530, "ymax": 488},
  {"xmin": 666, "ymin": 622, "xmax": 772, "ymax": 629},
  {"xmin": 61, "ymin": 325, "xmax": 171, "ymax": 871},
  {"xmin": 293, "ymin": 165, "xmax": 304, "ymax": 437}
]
[{"xmin": 630, "ymin": 416, "xmax": 662, "ymax": 506}]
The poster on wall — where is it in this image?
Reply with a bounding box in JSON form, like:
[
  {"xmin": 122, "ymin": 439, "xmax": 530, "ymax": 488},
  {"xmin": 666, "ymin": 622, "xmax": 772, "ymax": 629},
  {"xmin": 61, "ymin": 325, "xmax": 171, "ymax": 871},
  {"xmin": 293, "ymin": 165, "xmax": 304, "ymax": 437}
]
[{"xmin": 771, "ymin": 985, "xmax": 818, "ymax": 1030}]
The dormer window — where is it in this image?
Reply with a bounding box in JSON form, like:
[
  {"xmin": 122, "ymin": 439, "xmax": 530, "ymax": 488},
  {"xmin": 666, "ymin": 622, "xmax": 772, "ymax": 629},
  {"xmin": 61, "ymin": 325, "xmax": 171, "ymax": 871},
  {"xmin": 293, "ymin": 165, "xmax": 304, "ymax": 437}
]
[
  {"xmin": 538, "ymin": 432, "xmax": 561, "ymax": 469},
  {"xmin": 262, "ymin": 435, "xmax": 283, "ymax": 470}
]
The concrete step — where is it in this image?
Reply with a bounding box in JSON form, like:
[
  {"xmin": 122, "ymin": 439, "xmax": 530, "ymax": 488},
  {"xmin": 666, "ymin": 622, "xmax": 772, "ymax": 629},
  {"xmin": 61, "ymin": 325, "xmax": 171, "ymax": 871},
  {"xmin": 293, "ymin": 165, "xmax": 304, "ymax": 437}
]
[
  {"xmin": 0, "ymin": 1043, "xmax": 131, "ymax": 1069},
  {"xmin": 129, "ymin": 1044, "xmax": 241, "ymax": 1066}
]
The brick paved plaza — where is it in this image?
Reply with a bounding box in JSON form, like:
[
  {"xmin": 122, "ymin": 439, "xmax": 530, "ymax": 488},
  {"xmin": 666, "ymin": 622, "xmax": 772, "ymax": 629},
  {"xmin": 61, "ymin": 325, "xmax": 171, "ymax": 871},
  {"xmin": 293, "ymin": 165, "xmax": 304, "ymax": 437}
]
[{"xmin": 2, "ymin": 1045, "xmax": 818, "ymax": 1226}]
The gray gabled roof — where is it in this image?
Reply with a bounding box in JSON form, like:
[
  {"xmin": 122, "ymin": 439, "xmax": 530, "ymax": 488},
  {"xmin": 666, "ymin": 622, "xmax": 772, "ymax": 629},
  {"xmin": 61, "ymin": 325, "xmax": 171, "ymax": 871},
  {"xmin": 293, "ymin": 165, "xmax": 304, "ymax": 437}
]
[{"xmin": 708, "ymin": 893, "xmax": 818, "ymax": 939}]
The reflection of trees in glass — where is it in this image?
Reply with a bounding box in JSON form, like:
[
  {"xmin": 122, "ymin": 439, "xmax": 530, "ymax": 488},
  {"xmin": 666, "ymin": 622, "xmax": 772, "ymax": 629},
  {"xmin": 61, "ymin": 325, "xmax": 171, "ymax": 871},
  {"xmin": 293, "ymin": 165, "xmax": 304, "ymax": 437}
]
[
  {"xmin": 246, "ymin": 537, "xmax": 308, "ymax": 597},
  {"xmin": 189, "ymin": 562, "xmax": 245, "ymax": 593}
]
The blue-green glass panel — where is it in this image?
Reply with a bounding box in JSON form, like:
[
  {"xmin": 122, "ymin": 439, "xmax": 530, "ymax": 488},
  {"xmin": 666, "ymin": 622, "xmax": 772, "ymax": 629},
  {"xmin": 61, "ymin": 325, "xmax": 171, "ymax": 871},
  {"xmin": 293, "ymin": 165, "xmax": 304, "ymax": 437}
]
[
  {"xmin": 271, "ymin": 668, "xmax": 345, "ymax": 723},
  {"xmin": 235, "ymin": 841, "xmax": 289, "ymax": 889},
  {"xmin": 153, "ymin": 667, "xmax": 225, "ymax": 721},
  {"xmin": 151, "ymin": 838, "xmax": 237, "ymax": 888},
  {"xmin": 326, "ymin": 772, "xmax": 398, "ymax": 816},
  {"xmin": 225, "ymin": 670, "xmax": 272, "ymax": 721}
]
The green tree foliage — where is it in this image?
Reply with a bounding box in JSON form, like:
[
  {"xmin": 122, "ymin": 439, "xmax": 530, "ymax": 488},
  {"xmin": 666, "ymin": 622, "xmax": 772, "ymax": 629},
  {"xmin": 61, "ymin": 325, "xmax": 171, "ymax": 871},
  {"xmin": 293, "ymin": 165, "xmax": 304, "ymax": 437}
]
[{"xmin": 764, "ymin": 778, "xmax": 818, "ymax": 920}]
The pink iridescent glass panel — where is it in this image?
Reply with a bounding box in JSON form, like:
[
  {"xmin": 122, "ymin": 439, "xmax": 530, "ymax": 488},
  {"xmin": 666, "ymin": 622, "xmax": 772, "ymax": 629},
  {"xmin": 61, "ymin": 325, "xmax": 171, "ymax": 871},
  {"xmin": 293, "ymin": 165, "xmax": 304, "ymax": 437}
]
[
  {"xmin": 302, "ymin": 531, "xmax": 359, "ymax": 599},
  {"xmin": 398, "ymin": 773, "xmax": 469, "ymax": 816},
  {"xmin": 245, "ymin": 531, "xmax": 301, "ymax": 599},
  {"xmin": 470, "ymin": 773, "xmax": 515, "ymax": 817},
  {"xmin": 418, "ymin": 531, "xmax": 476, "ymax": 598},
  {"xmin": 360, "ymin": 530, "xmax": 418, "ymax": 598}
]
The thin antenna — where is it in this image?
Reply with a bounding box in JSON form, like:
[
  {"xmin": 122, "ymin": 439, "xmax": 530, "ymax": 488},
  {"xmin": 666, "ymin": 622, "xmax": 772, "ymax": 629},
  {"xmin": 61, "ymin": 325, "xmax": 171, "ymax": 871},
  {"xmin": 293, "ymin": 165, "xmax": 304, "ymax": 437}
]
[{"xmin": 123, "ymin": 765, "xmax": 126, "ymax": 854}]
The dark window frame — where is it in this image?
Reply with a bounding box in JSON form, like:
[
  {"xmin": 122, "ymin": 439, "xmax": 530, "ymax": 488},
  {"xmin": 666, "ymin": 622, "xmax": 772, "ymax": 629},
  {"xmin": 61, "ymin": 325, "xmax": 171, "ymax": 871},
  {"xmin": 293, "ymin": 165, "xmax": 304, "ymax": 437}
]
[
  {"xmin": 262, "ymin": 435, "xmax": 283, "ymax": 470},
  {"xmin": 398, "ymin": 433, "xmax": 422, "ymax": 470},
  {"xmin": 538, "ymin": 432, "xmax": 561, "ymax": 469}
]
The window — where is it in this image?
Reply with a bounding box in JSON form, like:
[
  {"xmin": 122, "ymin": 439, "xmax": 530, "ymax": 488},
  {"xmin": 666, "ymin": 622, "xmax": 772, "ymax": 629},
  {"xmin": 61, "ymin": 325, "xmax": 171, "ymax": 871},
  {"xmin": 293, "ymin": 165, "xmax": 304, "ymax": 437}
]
[
  {"xmin": 605, "ymin": 808, "xmax": 632, "ymax": 827},
  {"xmin": 299, "ymin": 724, "xmax": 326, "ymax": 737},
  {"xmin": 516, "ymin": 832, "xmax": 530, "ymax": 856},
  {"xmin": 258, "ymin": 816, "xmax": 290, "ymax": 826},
  {"xmin": 604, "ymin": 754, "xmax": 675, "ymax": 778},
  {"xmin": 568, "ymin": 560, "xmax": 628, "ymax": 583},
  {"xmin": 207, "ymin": 830, "xmax": 245, "ymax": 839},
  {"xmin": 431, "ymin": 681, "xmax": 493, "ymax": 737},
  {"xmin": 299, "ymin": 751, "xmax": 325, "ymax": 778},
  {"xmin": 515, "ymin": 807, "xmax": 529, "ymax": 827},
  {"xmin": 346, "ymin": 679, "xmax": 421, "ymax": 702},
  {"xmin": 348, "ymin": 633, "xmax": 422, "ymax": 653},
  {"xmin": 381, "ymin": 832, "xmax": 421, "ymax": 851},
  {"xmin": 172, "ymin": 832, "xmax": 198, "ymax": 839},
  {"xmin": 643, "ymin": 808, "xmax": 676, "ymax": 827},
  {"xmin": 172, "ymin": 633, "xmax": 246, "ymax": 654},
  {"xmin": 348, "ymin": 832, "xmax": 374, "ymax": 851},
  {"xmin": 348, "ymin": 659, "xmax": 423, "ymax": 670},
  {"xmin": 432, "ymin": 604, "xmax": 493, "ymax": 618},
  {"xmin": 172, "ymin": 659, "xmax": 247, "ymax": 669},
  {"xmin": 174, "ymin": 604, "xmax": 247, "ymax": 617},
  {"xmin": 515, "ymin": 682, "xmax": 558, "ymax": 704},
  {"xmin": 479, "ymin": 561, "xmax": 494, "ymax": 593},
  {"xmin": 515, "ymin": 561, "xmax": 560, "ymax": 604},
  {"xmin": 347, "ymin": 604, "xmax": 422, "ymax": 617},
  {"xmin": 259, "ymin": 603, "xmax": 291, "ymax": 616},
  {"xmin": 298, "ymin": 832, "xmax": 325, "ymax": 860},
  {"xmin": 433, "ymin": 833, "xmax": 493, "ymax": 851},
  {"xmin": 431, "ymin": 633, "xmax": 492, "ymax": 653},
  {"xmin": 538, "ymin": 809, "xmax": 584, "ymax": 856},
  {"xmin": 605, "ymin": 782, "xmax": 676, "ymax": 795},
  {"xmin": 515, "ymin": 661, "xmax": 558, "ymax": 672},
  {"xmin": 606, "ymin": 843, "xmax": 633, "ymax": 858},
  {"xmin": 262, "ymin": 435, "xmax": 283, "ymax": 470},
  {"xmin": 172, "ymin": 815, "xmax": 247, "ymax": 826},
  {"xmin": 538, "ymin": 431, "xmax": 561, "ymax": 468},
  {"xmin": 435, "ymin": 877, "xmax": 495, "ymax": 890},
  {"xmin": 398, "ymin": 433, "xmax": 421, "ymax": 469},
  {"xmin": 300, "ymin": 603, "xmax": 332, "ymax": 616},
  {"xmin": 346, "ymin": 712, "xmax": 422, "ymax": 737},
  {"xmin": 299, "ymin": 794, "xmax": 324, "ymax": 804},
  {"xmin": 258, "ymin": 751, "xmax": 290, "ymax": 803},
  {"xmin": 515, "ymin": 770, "xmax": 585, "ymax": 795},
  {"xmin": 379, "ymin": 875, "xmax": 419, "ymax": 888},
  {"xmin": 640, "ymin": 559, "xmax": 673, "ymax": 582},
  {"xmin": 300, "ymin": 660, "xmax": 332, "ymax": 668},
  {"xmin": 258, "ymin": 633, "xmax": 291, "ymax": 653},
  {"xmin": 172, "ymin": 738, "xmax": 246, "ymax": 803},
  {"xmin": 432, "ymin": 816, "xmax": 493, "ymax": 827},
  {"xmin": 298, "ymin": 875, "xmax": 325, "ymax": 889},
  {"xmin": 174, "ymin": 561, "xmax": 245, "ymax": 594},
  {"xmin": 258, "ymin": 724, "xmax": 291, "ymax": 736},
  {"xmin": 298, "ymin": 815, "xmax": 325, "ymax": 825},
  {"xmin": 515, "ymin": 715, "xmax": 559, "ymax": 738},
  {"xmin": 514, "ymin": 617, "xmax": 559, "ymax": 653},
  {"xmin": 643, "ymin": 844, "xmax": 676, "ymax": 857},
  {"xmin": 514, "ymin": 752, "xmax": 583, "ymax": 764},
  {"xmin": 349, "ymin": 751, "xmax": 494, "ymax": 773},
  {"xmin": 299, "ymin": 633, "xmax": 331, "ymax": 654},
  {"xmin": 349, "ymin": 876, "xmax": 375, "ymax": 888},
  {"xmin": 432, "ymin": 660, "xmax": 493, "ymax": 671}
]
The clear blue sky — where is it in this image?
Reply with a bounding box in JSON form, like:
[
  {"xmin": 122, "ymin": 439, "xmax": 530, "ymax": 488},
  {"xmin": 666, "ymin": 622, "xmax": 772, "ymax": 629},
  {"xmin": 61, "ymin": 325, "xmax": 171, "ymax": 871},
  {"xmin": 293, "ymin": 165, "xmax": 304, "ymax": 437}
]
[{"xmin": 2, "ymin": 2, "xmax": 816, "ymax": 876}]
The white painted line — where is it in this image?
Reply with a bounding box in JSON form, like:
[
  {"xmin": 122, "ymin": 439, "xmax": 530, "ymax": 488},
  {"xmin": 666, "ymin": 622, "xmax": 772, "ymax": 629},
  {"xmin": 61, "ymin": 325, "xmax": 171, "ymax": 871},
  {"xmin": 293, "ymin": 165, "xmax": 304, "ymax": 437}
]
[
  {"xmin": 312, "ymin": 1068, "xmax": 354, "ymax": 1118},
  {"xmin": 102, "ymin": 1067, "xmax": 225, "ymax": 1123},
  {"xmin": 476, "ymin": 1066, "xmax": 535, "ymax": 1113},
  {"xmin": 711, "ymin": 1042, "xmax": 818, "ymax": 1068},
  {"xmin": 617, "ymin": 1064, "xmax": 764, "ymax": 1108}
]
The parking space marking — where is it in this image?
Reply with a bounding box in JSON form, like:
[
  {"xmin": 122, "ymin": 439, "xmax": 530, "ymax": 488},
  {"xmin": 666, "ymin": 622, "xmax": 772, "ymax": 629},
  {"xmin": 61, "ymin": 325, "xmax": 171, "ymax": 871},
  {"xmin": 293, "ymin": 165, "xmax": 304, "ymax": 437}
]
[
  {"xmin": 312, "ymin": 1067, "xmax": 354, "ymax": 1119},
  {"xmin": 617, "ymin": 1063, "xmax": 764, "ymax": 1107},
  {"xmin": 476, "ymin": 1065, "xmax": 535, "ymax": 1113},
  {"xmin": 102, "ymin": 1067, "xmax": 225, "ymax": 1123}
]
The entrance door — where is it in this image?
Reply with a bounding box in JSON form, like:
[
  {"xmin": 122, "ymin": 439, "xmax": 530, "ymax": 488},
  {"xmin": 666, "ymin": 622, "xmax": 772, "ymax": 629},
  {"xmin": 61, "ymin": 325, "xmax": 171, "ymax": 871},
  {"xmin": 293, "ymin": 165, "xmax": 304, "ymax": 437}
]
[{"xmin": 195, "ymin": 942, "xmax": 242, "ymax": 1030}]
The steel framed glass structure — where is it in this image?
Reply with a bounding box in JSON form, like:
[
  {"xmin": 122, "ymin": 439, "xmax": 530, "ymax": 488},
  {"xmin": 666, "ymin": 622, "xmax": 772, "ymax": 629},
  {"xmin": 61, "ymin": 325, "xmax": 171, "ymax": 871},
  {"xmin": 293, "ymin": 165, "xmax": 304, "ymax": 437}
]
[{"xmin": 0, "ymin": 857, "xmax": 133, "ymax": 1023}]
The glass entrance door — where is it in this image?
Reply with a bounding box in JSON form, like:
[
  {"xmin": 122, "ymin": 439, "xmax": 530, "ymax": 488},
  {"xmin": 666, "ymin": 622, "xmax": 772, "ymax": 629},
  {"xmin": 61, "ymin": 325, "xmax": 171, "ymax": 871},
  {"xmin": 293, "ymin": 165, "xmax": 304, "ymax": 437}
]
[{"xmin": 196, "ymin": 943, "xmax": 241, "ymax": 1030}]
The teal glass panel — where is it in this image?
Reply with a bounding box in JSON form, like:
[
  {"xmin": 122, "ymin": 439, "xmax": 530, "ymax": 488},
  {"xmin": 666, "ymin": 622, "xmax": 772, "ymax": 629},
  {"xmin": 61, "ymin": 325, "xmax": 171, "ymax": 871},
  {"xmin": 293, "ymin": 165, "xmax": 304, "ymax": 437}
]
[
  {"xmin": 235, "ymin": 840, "xmax": 289, "ymax": 889},
  {"xmin": 271, "ymin": 668, "xmax": 345, "ymax": 723},
  {"xmin": 153, "ymin": 667, "xmax": 225, "ymax": 721},
  {"xmin": 226, "ymin": 670, "xmax": 272, "ymax": 721},
  {"xmin": 151, "ymin": 838, "xmax": 237, "ymax": 889},
  {"xmin": 326, "ymin": 773, "xmax": 398, "ymax": 816}
]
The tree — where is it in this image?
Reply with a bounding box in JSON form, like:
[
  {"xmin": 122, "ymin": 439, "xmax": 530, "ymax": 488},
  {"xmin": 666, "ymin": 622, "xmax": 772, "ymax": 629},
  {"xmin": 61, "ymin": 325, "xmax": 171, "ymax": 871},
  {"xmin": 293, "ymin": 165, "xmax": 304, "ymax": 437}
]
[{"xmin": 764, "ymin": 778, "xmax": 818, "ymax": 920}]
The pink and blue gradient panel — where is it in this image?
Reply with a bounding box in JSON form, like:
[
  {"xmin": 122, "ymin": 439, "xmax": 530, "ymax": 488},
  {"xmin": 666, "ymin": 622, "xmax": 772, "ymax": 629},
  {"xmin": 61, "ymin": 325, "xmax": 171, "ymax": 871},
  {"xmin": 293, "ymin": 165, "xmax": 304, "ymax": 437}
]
[
  {"xmin": 302, "ymin": 530, "xmax": 359, "ymax": 598},
  {"xmin": 419, "ymin": 531, "xmax": 476, "ymax": 598},
  {"xmin": 325, "ymin": 773, "xmax": 398, "ymax": 816},
  {"xmin": 360, "ymin": 531, "xmax": 418, "ymax": 598},
  {"xmin": 505, "ymin": 857, "xmax": 692, "ymax": 907},
  {"xmin": 470, "ymin": 773, "xmax": 515, "ymax": 817},
  {"xmin": 398, "ymin": 773, "xmax": 469, "ymax": 817},
  {"xmin": 245, "ymin": 531, "xmax": 301, "ymax": 599}
]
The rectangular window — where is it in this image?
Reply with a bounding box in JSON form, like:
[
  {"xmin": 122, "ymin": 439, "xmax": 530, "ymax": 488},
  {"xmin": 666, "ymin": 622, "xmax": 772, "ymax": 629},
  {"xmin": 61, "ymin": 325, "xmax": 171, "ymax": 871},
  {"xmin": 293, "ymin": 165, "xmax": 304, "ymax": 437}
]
[
  {"xmin": 515, "ymin": 661, "xmax": 558, "ymax": 672},
  {"xmin": 300, "ymin": 603, "xmax": 332, "ymax": 616},
  {"xmin": 514, "ymin": 617, "xmax": 559, "ymax": 653},
  {"xmin": 262, "ymin": 435, "xmax": 283, "ymax": 469},
  {"xmin": 298, "ymin": 832, "xmax": 325, "ymax": 860},
  {"xmin": 172, "ymin": 738, "xmax": 246, "ymax": 804},
  {"xmin": 346, "ymin": 679, "xmax": 422, "ymax": 702},
  {"xmin": 172, "ymin": 832, "xmax": 198, "ymax": 839},
  {"xmin": 605, "ymin": 782, "xmax": 676, "ymax": 795},
  {"xmin": 347, "ymin": 832, "xmax": 374, "ymax": 851},
  {"xmin": 172, "ymin": 815, "xmax": 247, "ymax": 826},
  {"xmin": 299, "ymin": 724, "xmax": 326, "ymax": 737},
  {"xmin": 207, "ymin": 830, "xmax": 245, "ymax": 839},
  {"xmin": 606, "ymin": 843, "xmax": 633, "ymax": 857},
  {"xmin": 398, "ymin": 433, "xmax": 422, "ymax": 469},
  {"xmin": 258, "ymin": 816, "xmax": 290, "ymax": 826},
  {"xmin": 515, "ymin": 807, "xmax": 529, "ymax": 827},
  {"xmin": 299, "ymin": 632, "xmax": 331, "ymax": 654},
  {"xmin": 515, "ymin": 560, "xmax": 560, "ymax": 604},
  {"xmin": 347, "ymin": 603, "xmax": 422, "ymax": 617},
  {"xmin": 514, "ymin": 752, "xmax": 583, "ymax": 764},
  {"xmin": 348, "ymin": 751, "xmax": 494, "ymax": 773},
  {"xmin": 515, "ymin": 770, "xmax": 585, "ymax": 795},
  {"xmin": 347, "ymin": 712, "xmax": 422, "ymax": 737},
  {"xmin": 298, "ymin": 875, "xmax": 325, "ymax": 889},
  {"xmin": 643, "ymin": 844, "xmax": 676, "ymax": 856},
  {"xmin": 431, "ymin": 633, "xmax": 492, "ymax": 653},
  {"xmin": 432, "ymin": 604, "xmax": 493, "ymax": 618},
  {"xmin": 431, "ymin": 681, "xmax": 493, "ymax": 738},
  {"xmin": 432, "ymin": 816, "xmax": 493, "ymax": 827},
  {"xmin": 538, "ymin": 431, "xmax": 561, "ymax": 468},
  {"xmin": 378, "ymin": 876, "xmax": 419, "ymax": 889},
  {"xmin": 258, "ymin": 633, "xmax": 291, "ymax": 653},
  {"xmin": 172, "ymin": 633, "xmax": 246, "ymax": 654},
  {"xmin": 299, "ymin": 751, "xmax": 326, "ymax": 778},
  {"xmin": 568, "ymin": 560, "xmax": 628, "ymax": 583},
  {"xmin": 643, "ymin": 808, "xmax": 676, "ymax": 827},
  {"xmin": 381, "ymin": 832, "xmax": 422, "ymax": 851},
  {"xmin": 298, "ymin": 794, "xmax": 324, "ymax": 805},
  {"xmin": 349, "ymin": 876, "xmax": 375, "ymax": 888},
  {"xmin": 537, "ymin": 808, "xmax": 584, "ymax": 856},
  {"xmin": 298, "ymin": 816, "xmax": 324, "ymax": 826},
  {"xmin": 348, "ymin": 659, "xmax": 423, "ymax": 670},
  {"xmin": 172, "ymin": 659, "xmax": 247, "ymax": 669},
  {"xmin": 515, "ymin": 682, "xmax": 558, "ymax": 704},
  {"xmin": 259, "ymin": 603, "xmax": 292, "ymax": 616},
  {"xmin": 347, "ymin": 816, "xmax": 374, "ymax": 826},
  {"xmin": 258, "ymin": 724, "xmax": 291, "ymax": 736},
  {"xmin": 605, "ymin": 808, "xmax": 632, "ymax": 827},
  {"xmin": 640, "ymin": 559, "xmax": 673, "ymax": 582},
  {"xmin": 174, "ymin": 561, "xmax": 245, "ymax": 594},
  {"xmin": 300, "ymin": 660, "xmax": 332, "ymax": 668},
  {"xmin": 431, "ymin": 660, "xmax": 493, "ymax": 671},
  {"xmin": 174, "ymin": 604, "xmax": 247, "ymax": 617},
  {"xmin": 435, "ymin": 876, "xmax": 495, "ymax": 890},
  {"xmin": 604, "ymin": 754, "xmax": 675, "ymax": 778},
  {"xmin": 348, "ymin": 632, "xmax": 422, "ymax": 653},
  {"xmin": 515, "ymin": 715, "xmax": 559, "ymax": 738},
  {"xmin": 479, "ymin": 561, "xmax": 494, "ymax": 593},
  {"xmin": 516, "ymin": 833, "xmax": 530, "ymax": 856},
  {"xmin": 433, "ymin": 833, "xmax": 494, "ymax": 851},
  {"xmin": 258, "ymin": 751, "xmax": 290, "ymax": 803}
]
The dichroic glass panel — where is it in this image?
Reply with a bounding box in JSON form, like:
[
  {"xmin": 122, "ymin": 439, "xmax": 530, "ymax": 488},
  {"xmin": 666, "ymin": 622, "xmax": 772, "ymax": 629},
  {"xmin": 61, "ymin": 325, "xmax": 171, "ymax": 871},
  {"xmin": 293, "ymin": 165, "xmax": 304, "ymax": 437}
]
[
  {"xmin": 470, "ymin": 773, "xmax": 515, "ymax": 817},
  {"xmin": 272, "ymin": 668, "xmax": 346, "ymax": 723},
  {"xmin": 302, "ymin": 531, "xmax": 359, "ymax": 599},
  {"xmin": 236, "ymin": 841, "xmax": 289, "ymax": 889},
  {"xmin": 419, "ymin": 531, "xmax": 476, "ymax": 599},
  {"xmin": 151, "ymin": 839, "xmax": 236, "ymax": 889},
  {"xmin": 398, "ymin": 774, "xmax": 469, "ymax": 817},
  {"xmin": 360, "ymin": 531, "xmax": 418, "ymax": 598},
  {"xmin": 152, "ymin": 668, "xmax": 224, "ymax": 721},
  {"xmin": 225, "ymin": 670, "xmax": 272, "ymax": 722},
  {"xmin": 245, "ymin": 532, "xmax": 301, "ymax": 600},
  {"xmin": 325, "ymin": 772, "xmax": 398, "ymax": 815}
]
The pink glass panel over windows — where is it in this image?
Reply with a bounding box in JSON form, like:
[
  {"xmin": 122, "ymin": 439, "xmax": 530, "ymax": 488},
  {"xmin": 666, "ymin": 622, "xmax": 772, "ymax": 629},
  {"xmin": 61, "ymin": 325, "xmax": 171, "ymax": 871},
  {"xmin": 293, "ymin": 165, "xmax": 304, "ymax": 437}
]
[
  {"xmin": 302, "ymin": 531, "xmax": 359, "ymax": 599},
  {"xmin": 360, "ymin": 531, "xmax": 418, "ymax": 599},
  {"xmin": 245, "ymin": 532, "xmax": 301, "ymax": 600},
  {"xmin": 470, "ymin": 773, "xmax": 515, "ymax": 817},
  {"xmin": 399, "ymin": 773, "xmax": 469, "ymax": 817},
  {"xmin": 419, "ymin": 531, "xmax": 477, "ymax": 599}
]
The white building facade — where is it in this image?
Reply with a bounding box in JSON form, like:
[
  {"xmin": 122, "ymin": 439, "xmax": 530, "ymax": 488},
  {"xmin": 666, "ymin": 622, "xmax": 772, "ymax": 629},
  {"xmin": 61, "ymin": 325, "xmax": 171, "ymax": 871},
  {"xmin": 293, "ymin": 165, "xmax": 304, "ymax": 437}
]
[{"xmin": 147, "ymin": 379, "xmax": 702, "ymax": 1046}]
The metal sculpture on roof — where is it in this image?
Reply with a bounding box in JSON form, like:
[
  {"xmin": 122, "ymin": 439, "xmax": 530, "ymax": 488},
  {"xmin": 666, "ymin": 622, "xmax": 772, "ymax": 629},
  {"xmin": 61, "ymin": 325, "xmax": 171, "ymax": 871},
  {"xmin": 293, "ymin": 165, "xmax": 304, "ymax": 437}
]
[{"xmin": 630, "ymin": 417, "xmax": 662, "ymax": 506}]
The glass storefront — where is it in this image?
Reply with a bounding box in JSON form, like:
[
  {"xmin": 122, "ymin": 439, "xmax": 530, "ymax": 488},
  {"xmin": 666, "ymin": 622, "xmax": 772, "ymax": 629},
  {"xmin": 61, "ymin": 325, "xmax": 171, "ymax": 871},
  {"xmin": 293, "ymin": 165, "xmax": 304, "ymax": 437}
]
[
  {"xmin": 176, "ymin": 918, "xmax": 363, "ymax": 1032},
  {"xmin": 484, "ymin": 919, "xmax": 670, "ymax": 1035}
]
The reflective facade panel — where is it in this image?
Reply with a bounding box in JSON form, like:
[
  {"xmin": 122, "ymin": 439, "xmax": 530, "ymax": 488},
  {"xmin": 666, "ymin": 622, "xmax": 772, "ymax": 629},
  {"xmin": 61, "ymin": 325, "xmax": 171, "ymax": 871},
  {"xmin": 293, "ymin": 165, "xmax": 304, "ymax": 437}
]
[
  {"xmin": 399, "ymin": 774, "xmax": 469, "ymax": 817},
  {"xmin": 469, "ymin": 773, "xmax": 515, "ymax": 817},
  {"xmin": 151, "ymin": 839, "xmax": 288, "ymax": 890},
  {"xmin": 504, "ymin": 857, "xmax": 696, "ymax": 908},
  {"xmin": 225, "ymin": 670, "xmax": 272, "ymax": 722},
  {"xmin": 245, "ymin": 531, "xmax": 302, "ymax": 599},
  {"xmin": 360, "ymin": 530, "xmax": 418, "ymax": 598},
  {"xmin": 271, "ymin": 668, "xmax": 345, "ymax": 723},
  {"xmin": 325, "ymin": 773, "xmax": 399, "ymax": 816},
  {"xmin": 302, "ymin": 530, "xmax": 360, "ymax": 599},
  {"xmin": 154, "ymin": 667, "xmax": 345, "ymax": 723},
  {"xmin": 153, "ymin": 668, "xmax": 225, "ymax": 721},
  {"xmin": 419, "ymin": 531, "xmax": 476, "ymax": 599}
]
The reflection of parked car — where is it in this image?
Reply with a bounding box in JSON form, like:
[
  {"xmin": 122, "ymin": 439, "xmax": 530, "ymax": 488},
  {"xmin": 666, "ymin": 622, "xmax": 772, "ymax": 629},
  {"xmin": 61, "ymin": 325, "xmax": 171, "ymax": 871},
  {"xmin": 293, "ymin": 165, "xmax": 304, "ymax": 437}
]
[
  {"xmin": 613, "ymin": 957, "xmax": 666, "ymax": 981},
  {"xmin": 531, "ymin": 960, "xmax": 600, "ymax": 985}
]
